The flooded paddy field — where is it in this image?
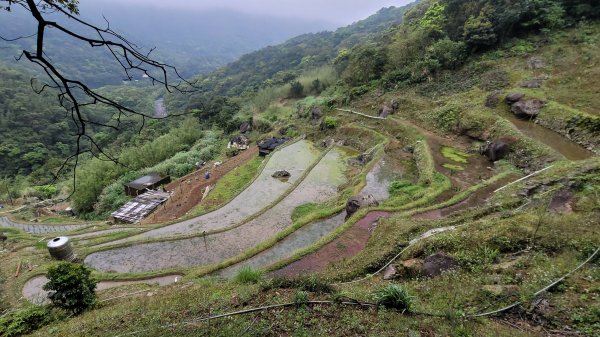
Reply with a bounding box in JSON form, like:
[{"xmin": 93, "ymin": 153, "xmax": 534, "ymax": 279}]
[{"xmin": 84, "ymin": 148, "xmax": 347, "ymax": 273}]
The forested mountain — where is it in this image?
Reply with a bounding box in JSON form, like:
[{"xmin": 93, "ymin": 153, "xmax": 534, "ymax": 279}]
[
  {"xmin": 0, "ymin": 2, "xmax": 336, "ymax": 87},
  {"xmin": 0, "ymin": 64, "xmax": 167, "ymax": 180},
  {"xmin": 192, "ymin": 6, "xmax": 413, "ymax": 96}
]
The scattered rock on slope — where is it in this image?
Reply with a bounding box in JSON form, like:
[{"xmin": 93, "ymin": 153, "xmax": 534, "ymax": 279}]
[
  {"xmin": 383, "ymin": 265, "xmax": 398, "ymax": 280},
  {"xmin": 511, "ymin": 98, "xmax": 546, "ymax": 119},
  {"xmin": 422, "ymin": 252, "xmax": 458, "ymax": 277},
  {"xmin": 527, "ymin": 56, "xmax": 546, "ymax": 69},
  {"xmin": 239, "ymin": 121, "xmax": 252, "ymax": 133},
  {"xmin": 480, "ymin": 140, "xmax": 511, "ymax": 162},
  {"xmin": 505, "ymin": 93, "xmax": 525, "ymax": 104},
  {"xmin": 272, "ymin": 170, "xmax": 291, "ymax": 180},
  {"xmin": 311, "ymin": 107, "xmax": 323, "ymax": 120}
]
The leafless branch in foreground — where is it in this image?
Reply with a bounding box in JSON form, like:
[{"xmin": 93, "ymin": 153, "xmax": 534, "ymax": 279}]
[{"xmin": 1, "ymin": 0, "xmax": 198, "ymax": 186}]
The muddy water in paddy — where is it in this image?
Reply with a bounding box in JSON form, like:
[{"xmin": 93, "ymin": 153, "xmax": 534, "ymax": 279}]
[
  {"xmin": 217, "ymin": 157, "xmax": 400, "ymax": 277},
  {"xmin": 506, "ymin": 114, "xmax": 594, "ymax": 160},
  {"xmin": 23, "ymin": 274, "xmax": 182, "ymax": 305},
  {"xmin": 274, "ymin": 211, "xmax": 391, "ymax": 278},
  {"xmin": 97, "ymin": 140, "xmax": 320, "ymax": 248},
  {"xmin": 84, "ymin": 149, "xmax": 347, "ymax": 273}
]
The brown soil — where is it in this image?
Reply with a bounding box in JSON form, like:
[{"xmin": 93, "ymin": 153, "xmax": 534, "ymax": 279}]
[
  {"xmin": 272, "ymin": 211, "xmax": 391, "ymax": 278},
  {"xmin": 141, "ymin": 147, "xmax": 259, "ymax": 225}
]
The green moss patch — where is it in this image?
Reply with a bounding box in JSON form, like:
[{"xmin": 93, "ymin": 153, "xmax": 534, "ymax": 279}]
[
  {"xmin": 442, "ymin": 163, "xmax": 465, "ymax": 171},
  {"xmin": 441, "ymin": 146, "xmax": 470, "ymax": 164}
]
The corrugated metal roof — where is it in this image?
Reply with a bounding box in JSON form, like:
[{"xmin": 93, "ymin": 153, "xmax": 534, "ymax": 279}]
[
  {"xmin": 111, "ymin": 190, "xmax": 171, "ymax": 224},
  {"xmin": 125, "ymin": 173, "xmax": 169, "ymax": 190}
]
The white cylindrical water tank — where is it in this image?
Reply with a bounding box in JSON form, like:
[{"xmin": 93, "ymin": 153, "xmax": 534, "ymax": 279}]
[{"xmin": 47, "ymin": 237, "xmax": 76, "ymax": 261}]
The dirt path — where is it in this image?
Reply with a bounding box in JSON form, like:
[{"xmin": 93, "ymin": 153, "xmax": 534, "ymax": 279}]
[{"xmin": 142, "ymin": 146, "xmax": 259, "ymax": 225}]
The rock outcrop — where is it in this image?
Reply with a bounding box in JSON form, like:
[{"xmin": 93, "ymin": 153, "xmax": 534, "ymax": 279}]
[
  {"xmin": 272, "ymin": 170, "xmax": 291, "ymax": 180},
  {"xmin": 505, "ymin": 93, "xmax": 546, "ymax": 119},
  {"xmin": 480, "ymin": 140, "xmax": 511, "ymax": 162},
  {"xmin": 511, "ymin": 98, "xmax": 546, "ymax": 119}
]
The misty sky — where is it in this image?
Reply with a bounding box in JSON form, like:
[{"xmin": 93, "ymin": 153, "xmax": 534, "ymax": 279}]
[{"xmin": 97, "ymin": 0, "xmax": 415, "ymax": 25}]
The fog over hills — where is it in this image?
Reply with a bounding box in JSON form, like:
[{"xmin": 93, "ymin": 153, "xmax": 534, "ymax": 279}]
[{"xmin": 0, "ymin": 2, "xmax": 337, "ymax": 86}]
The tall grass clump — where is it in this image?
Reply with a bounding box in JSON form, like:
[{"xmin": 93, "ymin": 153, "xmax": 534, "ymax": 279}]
[
  {"xmin": 234, "ymin": 266, "xmax": 264, "ymax": 284},
  {"xmin": 373, "ymin": 284, "xmax": 415, "ymax": 312}
]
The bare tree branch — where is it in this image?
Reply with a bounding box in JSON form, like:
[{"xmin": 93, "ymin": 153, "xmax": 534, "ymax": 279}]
[{"xmin": 1, "ymin": 0, "xmax": 198, "ymax": 189}]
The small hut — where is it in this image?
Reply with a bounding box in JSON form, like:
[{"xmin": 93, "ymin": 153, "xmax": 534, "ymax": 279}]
[{"xmin": 124, "ymin": 173, "xmax": 171, "ymax": 197}]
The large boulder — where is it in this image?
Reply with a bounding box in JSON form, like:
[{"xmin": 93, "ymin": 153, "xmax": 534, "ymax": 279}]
[
  {"xmin": 511, "ymin": 98, "xmax": 546, "ymax": 119},
  {"xmin": 422, "ymin": 252, "xmax": 459, "ymax": 278},
  {"xmin": 0, "ymin": 233, "xmax": 7, "ymax": 241},
  {"xmin": 480, "ymin": 140, "xmax": 511, "ymax": 162},
  {"xmin": 345, "ymin": 195, "xmax": 379, "ymax": 220}
]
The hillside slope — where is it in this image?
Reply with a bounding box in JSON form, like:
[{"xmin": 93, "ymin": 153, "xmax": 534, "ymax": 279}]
[{"xmin": 0, "ymin": 1, "xmax": 599, "ymax": 336}]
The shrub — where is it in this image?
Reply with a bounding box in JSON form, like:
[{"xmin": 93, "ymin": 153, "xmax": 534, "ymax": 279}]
[
  {"xmin": 253, "ymin": 118, "xmax": 273, "ymax": 133},
  {"xmin": 426, "ymin": 38, "xmax": 467, "ymax": 69},
  {"xmin": 226, "ymin": 148, "xmax": 241, "ymax": 158},
  {"xmin": 456, "ymin": 245, "xmax": 500, "ymax": 272},
  {"xmin": 31, "ymin": 184, "xmax": 57, "ymax": 199},
  {"xmin": 373, "ymin": 284, "xmax": 414, "ymax": 312},
  {"xmin": 323, "ymin": 116, "xmax": 339, "ymax": 129},
  {"xmin": 0, "ymin": 306, "xmax": 57, "ymax": 337},
  {"xmin": 289, "ymin": 81, "xmax": 305, "ymax": 98},
  {"xmin": 43, "ymin": 262, "xmax": 97, "ymax": 314},
  {"xmin": 234, "ymin": 266, "xmax": 263, "ymax": 284},
  {"xmin": 294, "ymin": 290, "xmax": 309, "ymax": 306}
]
